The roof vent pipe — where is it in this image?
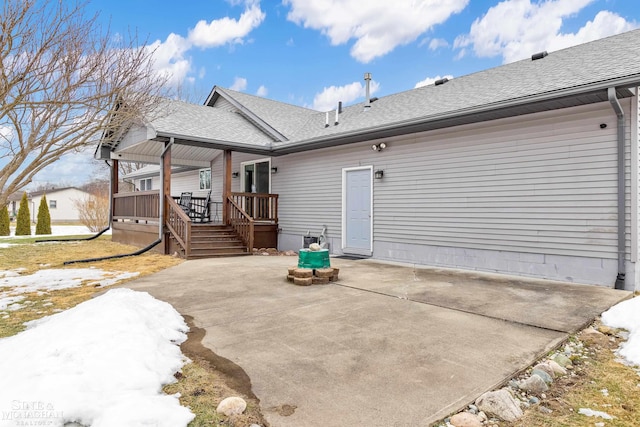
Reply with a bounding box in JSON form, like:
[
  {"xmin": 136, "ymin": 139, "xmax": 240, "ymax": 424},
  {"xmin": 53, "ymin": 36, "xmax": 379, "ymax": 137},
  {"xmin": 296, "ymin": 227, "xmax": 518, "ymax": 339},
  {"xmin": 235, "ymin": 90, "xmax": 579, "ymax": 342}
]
[
  {"xmin": 531, "ymin": 51, "xmax": 548, "ymax": 60},
  {"xmin": 364, "ymin": 72, "xmax": 372, "ymax": 111},
  {"xmin": 435, "ymin": 77, "xmax": 449, "ymax": 86},
  {"xmin": 338, "ymin": 101, "xmax": 343, "ymax": 114}
]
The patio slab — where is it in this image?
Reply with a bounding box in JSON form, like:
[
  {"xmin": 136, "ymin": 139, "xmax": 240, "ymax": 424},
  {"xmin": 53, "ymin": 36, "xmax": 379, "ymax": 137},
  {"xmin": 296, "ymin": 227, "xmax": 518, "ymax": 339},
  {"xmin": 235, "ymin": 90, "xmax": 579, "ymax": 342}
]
[{"xmin": 122, "ymin": 256, "xmax": 630, "ymax": 426}]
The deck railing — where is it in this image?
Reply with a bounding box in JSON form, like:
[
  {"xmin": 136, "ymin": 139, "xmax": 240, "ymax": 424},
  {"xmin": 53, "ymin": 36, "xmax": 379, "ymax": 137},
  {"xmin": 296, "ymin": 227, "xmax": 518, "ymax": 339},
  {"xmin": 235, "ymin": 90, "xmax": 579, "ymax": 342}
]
[
  {"xmin": 229, "ymin": 192, "xmax": 278, "ymax": 222},
  {"xmin": 166, "ymin": 195, "xmax": 192, "ymax": 258},
  {"xmin": 113, "ymin": 190, "xmax": 160, "ymax": 221},
  {"xmin": 227, "ymin": 196, "xmax": 254, "ymax": 252}
]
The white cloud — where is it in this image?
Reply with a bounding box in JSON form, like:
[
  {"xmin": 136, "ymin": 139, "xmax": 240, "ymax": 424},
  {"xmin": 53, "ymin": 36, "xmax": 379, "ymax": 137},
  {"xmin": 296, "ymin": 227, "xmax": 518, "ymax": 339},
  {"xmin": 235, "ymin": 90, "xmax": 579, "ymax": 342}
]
[
  {"xmin": 230, "ymin": 76, "xmax": 248, "ymax": 91},
  {"xmin": 256, "ymin": 85, "xmax": 268, "ymax": 96},
  {"xmin": 414, "ymin": 74, "xmax": 454, "ymax": 88},
  {"xmin": 188, "ymin": 4, "xmax": 265, "ymax": 48},
  {"xmin": 429, "ymin": 38, "xmax": 449, "ymax": 50},
  {"xmin": 0, "ymin": 125, "xmax": 13, "ymax": 142},
  {"xmin": 455, "ymin": 0, "xmax": 638, "ymax": 63},
  {"xmin": 32, "ymin": 148, "xmax": 98, "ymax": 187},
  {"xmin": 147, "ymin": 33, "xmax": 192, "ymax": 87},
  {"xmin": 284, "ymin": 0, "xmax": 469, "ymax": 63},
  {"xmin": 311, "ymin": 80, "xmax": 380, "ymax": 111},
  {"xmin": 141, "ymin": 3, "xmax": 265, "ymax": 87}
]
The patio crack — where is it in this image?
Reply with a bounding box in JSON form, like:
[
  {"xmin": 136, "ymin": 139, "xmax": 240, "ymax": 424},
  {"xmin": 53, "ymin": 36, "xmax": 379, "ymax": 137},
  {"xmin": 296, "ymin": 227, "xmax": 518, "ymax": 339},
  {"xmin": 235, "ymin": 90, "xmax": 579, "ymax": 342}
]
[{"xmin": 332, "ymin": 282, "xmax": 569, "ymax": 334}]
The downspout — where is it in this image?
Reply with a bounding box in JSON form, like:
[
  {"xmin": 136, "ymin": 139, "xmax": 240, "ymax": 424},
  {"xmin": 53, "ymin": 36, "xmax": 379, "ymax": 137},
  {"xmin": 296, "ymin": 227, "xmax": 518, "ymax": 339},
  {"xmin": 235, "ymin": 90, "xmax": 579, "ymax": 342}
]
[{"xmin": 608, "ymin": 87, "xmax": 626, "ymax": 290}]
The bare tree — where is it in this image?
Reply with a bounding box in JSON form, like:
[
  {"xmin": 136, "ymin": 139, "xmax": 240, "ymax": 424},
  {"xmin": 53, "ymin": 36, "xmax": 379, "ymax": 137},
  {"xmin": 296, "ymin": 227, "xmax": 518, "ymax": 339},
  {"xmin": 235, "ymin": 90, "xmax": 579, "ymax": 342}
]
[
  {"xmin": 0, "ymin": 0, "xmax": 169, "ymax": 207},
  {"xmin": 73, "ymin": 182, "xmax": 109, "ymax": 232}
]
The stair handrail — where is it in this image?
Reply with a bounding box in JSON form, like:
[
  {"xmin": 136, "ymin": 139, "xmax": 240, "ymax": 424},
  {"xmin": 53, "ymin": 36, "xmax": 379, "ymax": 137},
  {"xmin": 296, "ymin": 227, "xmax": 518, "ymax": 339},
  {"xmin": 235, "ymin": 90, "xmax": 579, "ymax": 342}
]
[
  {"xmin": 227, "ymin": 196, "xmax": 254, "ymax": 252},
  {"xmin": 166, "ymin": 195, "xmax": 192, "ymax": 258}
]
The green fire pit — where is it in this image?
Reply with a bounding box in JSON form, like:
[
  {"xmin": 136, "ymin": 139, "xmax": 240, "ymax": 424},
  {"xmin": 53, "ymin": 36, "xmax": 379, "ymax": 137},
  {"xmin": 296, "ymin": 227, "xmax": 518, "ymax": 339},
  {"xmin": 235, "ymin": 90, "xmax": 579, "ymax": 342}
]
[{"xmin": 298, "ymin": 249, "xmax": 330, "ymax": 269}]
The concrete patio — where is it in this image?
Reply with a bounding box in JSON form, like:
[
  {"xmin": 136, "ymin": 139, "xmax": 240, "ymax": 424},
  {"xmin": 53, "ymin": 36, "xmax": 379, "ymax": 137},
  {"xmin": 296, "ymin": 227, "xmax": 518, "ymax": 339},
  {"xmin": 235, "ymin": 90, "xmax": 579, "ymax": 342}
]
[{"xmin": 123, "ymin": 256, "xmax": 631, "ymax": 426}]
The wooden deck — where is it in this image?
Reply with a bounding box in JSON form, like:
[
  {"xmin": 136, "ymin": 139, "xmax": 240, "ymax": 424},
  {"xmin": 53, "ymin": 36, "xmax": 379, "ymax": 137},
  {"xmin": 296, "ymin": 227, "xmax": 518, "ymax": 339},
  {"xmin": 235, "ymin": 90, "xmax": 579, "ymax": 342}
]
[{"xmin": 112, "ymin": 190, "xmax": 278, "ymax": 258}]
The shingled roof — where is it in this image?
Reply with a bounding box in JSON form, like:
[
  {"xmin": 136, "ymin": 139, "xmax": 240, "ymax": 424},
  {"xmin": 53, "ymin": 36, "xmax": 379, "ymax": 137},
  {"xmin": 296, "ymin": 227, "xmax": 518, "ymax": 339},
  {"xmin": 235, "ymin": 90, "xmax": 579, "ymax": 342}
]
[{"xmin": 101, "ymin": 28, "xmax": 640, "ymax": 160}]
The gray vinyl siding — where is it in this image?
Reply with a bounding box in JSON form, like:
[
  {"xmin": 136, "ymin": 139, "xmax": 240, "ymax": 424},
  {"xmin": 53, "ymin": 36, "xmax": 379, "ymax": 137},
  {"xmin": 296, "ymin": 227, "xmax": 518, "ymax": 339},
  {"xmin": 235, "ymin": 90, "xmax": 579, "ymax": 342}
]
[
  {"xmin": 274, "ymin": 101, "xmax": 629, "ymax": 260},
  {"xmin": 636, "ymin": 88, "xmax": 640, "ymax": 262}
]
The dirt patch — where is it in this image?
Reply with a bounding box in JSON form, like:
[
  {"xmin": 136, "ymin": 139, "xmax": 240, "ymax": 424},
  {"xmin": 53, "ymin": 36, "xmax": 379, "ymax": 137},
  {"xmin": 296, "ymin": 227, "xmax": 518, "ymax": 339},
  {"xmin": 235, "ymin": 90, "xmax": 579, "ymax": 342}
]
[
  {"xmin": 176, "ymin": 315, "xmax": 268, "ymax": 426},
  {"xmin": 266, "ymin": 404, "xmax": 297, "ymax": 417}
]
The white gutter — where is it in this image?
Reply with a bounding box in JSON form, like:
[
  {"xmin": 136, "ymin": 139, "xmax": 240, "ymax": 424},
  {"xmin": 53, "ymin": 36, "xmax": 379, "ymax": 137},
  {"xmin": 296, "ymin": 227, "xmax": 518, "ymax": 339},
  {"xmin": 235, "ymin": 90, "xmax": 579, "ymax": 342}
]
[{"xmin": 608, "ymin": 87, "xmax": 627, "ymax": 290}]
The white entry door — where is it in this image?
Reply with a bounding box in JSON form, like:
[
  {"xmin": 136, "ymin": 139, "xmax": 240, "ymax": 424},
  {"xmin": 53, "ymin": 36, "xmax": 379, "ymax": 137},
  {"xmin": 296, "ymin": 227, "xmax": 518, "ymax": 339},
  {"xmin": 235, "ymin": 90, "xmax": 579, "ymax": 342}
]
[{"xmin": 342, "ymin": 167, "xmax": 372, "ymax": 255}]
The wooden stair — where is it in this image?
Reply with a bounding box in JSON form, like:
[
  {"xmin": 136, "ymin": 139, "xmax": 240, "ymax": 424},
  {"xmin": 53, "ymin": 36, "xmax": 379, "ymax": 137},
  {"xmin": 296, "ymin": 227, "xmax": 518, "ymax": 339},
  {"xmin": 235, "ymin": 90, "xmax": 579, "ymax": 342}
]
[{"xmin": 174, "ymin": 224, "xmax": 252, "ymax": 259}]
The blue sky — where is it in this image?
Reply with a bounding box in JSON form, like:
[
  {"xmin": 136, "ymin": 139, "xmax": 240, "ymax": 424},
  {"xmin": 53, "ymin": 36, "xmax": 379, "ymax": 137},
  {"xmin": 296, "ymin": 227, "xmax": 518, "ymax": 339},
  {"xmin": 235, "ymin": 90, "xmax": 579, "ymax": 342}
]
[{"xmin": 32, "ymin": 0, "xmax": 639, "ymax": 186}]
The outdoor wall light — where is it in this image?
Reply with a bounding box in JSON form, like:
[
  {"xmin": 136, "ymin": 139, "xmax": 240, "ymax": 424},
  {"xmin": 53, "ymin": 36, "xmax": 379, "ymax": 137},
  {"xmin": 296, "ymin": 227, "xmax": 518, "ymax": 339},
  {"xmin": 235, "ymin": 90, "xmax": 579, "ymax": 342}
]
[
  {"xmin": 271, "ymin": 167, "xmax": 278, "ymax": 174},
  {"xmin": 374, "ymin": 170, "xmax": 384, "ymax": 179},
  {"xmin": 232, "ymin": 172, "xmax": 239, "ymax": 178},
  {"xmin": 371, "ymin": 142, "xmax": 386, "ymax": 152}
]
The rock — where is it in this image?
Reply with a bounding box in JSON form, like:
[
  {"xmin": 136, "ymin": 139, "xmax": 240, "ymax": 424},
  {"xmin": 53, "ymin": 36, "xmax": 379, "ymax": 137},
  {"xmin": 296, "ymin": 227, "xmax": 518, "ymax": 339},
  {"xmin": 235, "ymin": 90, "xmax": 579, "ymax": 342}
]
[
  {"xmin": 250, "ymin": 425, "xmax": 262, "ymax": 427},
  {"xmin": 597, "ymin": 325, "xmax": 613, "ymax": 335},
  {"xmin": 309, "ymin": 243, "xmax": 322, "ymax": 251},
  {"xmin": 552, "ymin": 353, "xmax": 572, "ymax": 368},
  {"xmin": 475, "ymin": 389, "xmax": 523, "ymax": 422},
  {"xmin": 581, "ymin": 328, "xmax": 609, "ymax": 346},
  {"xmin": 450, "ymin": 412, "xmax": 483, "ymax": 427},
  {"xmin": 284, "ymin": 250, "xmax": 297, "ymax": 256},
  {"xmin": 468, "ymin": 404, "xmax": 478, "ymax": 414},
  {"xmin": 216, "ymin": 396, "xmax": 247, "ymax": 416},
  {"xmin": 477, "ymin": 411, "xmax": 487, "ymax": 422},
  {"xmin": 529, "ymin": 396, "xmax": 540, "ymax": 404},
  {"xmin": 517, "ymin": 375, "xmax": 549, "ymax": 394},
  {"xmin": 544, "ymin": 360, "xmax": 567, "ymax": 376},
  {"xmin": 531, "ymin": 368, "xmax": 553, "ymax": 385},
  {"xmin": 532, "ymin": 362, "xmax": 555, "ymax": 378},
  {"xmin": 538, "ymin": 405, "xmax": 553, "ymax": 414}
]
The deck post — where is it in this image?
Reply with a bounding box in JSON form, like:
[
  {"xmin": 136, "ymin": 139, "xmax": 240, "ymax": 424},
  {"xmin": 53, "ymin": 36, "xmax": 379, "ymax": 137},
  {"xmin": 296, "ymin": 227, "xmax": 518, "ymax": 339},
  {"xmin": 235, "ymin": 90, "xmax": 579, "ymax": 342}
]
[
  {"xmin": 110, "ymin": 159, "xmax": 118, "ymax": 222},
  {"xmin": 223, "ymin": 149, "xmax": 232, "ymax": 224},
  {"xmin": 161, "ymin": 141, "xmax": 172, "ymax": 254}
]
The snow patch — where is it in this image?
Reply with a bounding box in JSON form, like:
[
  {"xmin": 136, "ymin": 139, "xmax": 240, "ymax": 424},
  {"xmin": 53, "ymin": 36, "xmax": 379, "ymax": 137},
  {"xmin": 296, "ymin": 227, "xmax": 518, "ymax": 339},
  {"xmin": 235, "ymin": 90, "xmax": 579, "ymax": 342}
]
[
  {"xmin": 1, "ymin": 268, "xmax": 138, "ymax": 292},
  {"xmin": 0, "ymin": 288, "xmax": 194, "ymax": 426},
  {"xmin": 602, "ymin": 296, "xmax": 640, "ymax": 366},
  {"xmin": 578, "ymin": 408, "xmax": 614, "ymax": 419},
  {"xmin": 0, "ymin": 295, "xmax": 25, "ymax": 311}
]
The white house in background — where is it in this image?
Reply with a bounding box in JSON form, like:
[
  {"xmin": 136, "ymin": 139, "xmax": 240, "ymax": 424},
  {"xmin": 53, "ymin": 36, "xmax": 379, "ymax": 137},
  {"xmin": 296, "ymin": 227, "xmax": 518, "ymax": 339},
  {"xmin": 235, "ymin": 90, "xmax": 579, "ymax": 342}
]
[
  {"xmin": 8, "ymin": 187, "xmax": 91, "ymax": 223},
  {"xmin": 99, "ymin": 29, "xmax": 640, "ymax": 291}
]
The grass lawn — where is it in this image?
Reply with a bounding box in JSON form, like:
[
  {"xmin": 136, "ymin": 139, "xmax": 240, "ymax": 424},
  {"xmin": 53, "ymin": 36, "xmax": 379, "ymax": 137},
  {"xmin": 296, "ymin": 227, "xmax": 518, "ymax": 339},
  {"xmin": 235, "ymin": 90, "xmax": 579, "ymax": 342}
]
[
  {"xmin": 0, "ymin": 236, "xmax": 265, "ymax": 427},
  {"xmin": 500, "ymin": 325, "xmax": 640, "ymax": 427}
]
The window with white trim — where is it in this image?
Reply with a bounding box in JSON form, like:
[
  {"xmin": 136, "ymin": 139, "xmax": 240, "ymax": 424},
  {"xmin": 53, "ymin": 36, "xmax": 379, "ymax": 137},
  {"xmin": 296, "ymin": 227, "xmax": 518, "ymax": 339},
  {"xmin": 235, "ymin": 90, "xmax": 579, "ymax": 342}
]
[
  {"xmin": 199, "ymin": 169, "xmax": 211, "ymax": 190},
  {"xmin": 139, "ymin": 178, "xmax": 152, "ymax": 191}
]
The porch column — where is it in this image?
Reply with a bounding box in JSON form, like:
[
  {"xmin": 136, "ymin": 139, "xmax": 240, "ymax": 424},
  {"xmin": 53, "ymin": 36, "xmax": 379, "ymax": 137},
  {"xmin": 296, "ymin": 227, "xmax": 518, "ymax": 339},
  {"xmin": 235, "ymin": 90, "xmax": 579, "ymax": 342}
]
[
  {"xmin": 223, "ymin": 149, "xmax": 232, "ymax": 224},
  {"xmin": 111, "ymin": 159, "xmax": 119, "ymax": 194},
  {"xmin": 110, "ymin": 160, "xmax": 118, "ymax": 224},
  {"xmin": 161, "ymin": 141, "xmax": 172, "ymax": 253}
]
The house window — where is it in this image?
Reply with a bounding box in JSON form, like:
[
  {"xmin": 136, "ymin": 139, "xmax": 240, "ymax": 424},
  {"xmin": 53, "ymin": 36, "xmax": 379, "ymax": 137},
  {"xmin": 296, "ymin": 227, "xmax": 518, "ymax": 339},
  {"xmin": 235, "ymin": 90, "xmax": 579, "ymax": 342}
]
[
  {"xmin": 139, "ymin": 178, "xmax": 152, "ymax": 191},
  {"xmin": 49, "ymin": 200, "xmax": 57, "ymax": 209},
  {"xmin": 199, "ymin": 169, "xmax": 211, "ymax": 190}
]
